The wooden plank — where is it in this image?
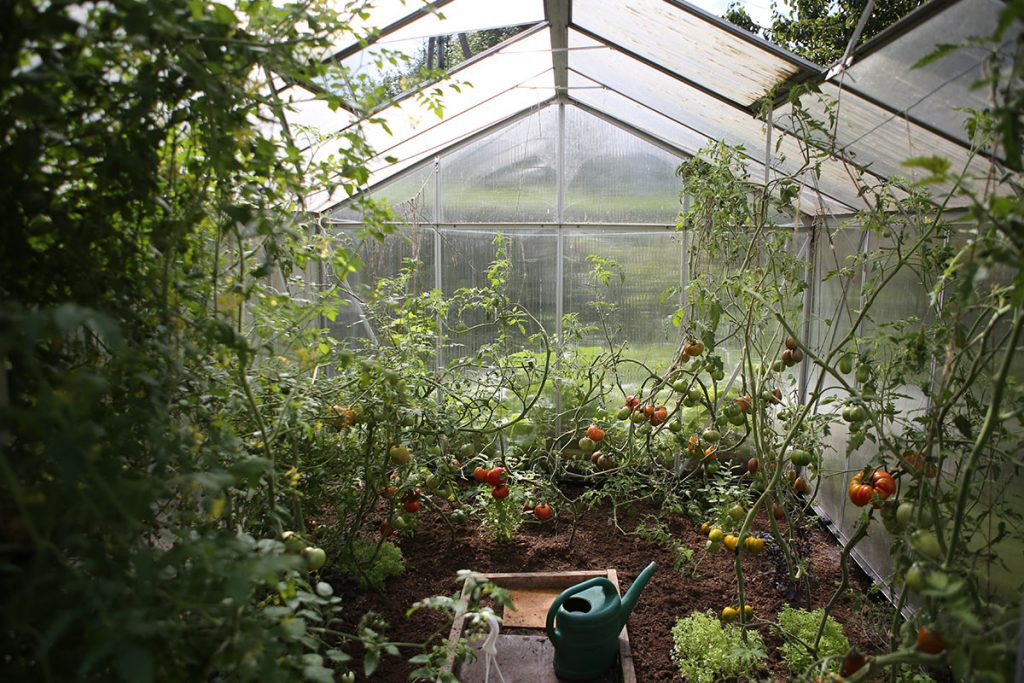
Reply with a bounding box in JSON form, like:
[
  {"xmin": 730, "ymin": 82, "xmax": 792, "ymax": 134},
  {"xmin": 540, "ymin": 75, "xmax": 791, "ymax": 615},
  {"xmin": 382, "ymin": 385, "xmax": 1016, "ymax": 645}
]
[{"xmin": 503, "ymin": 587, "xmax": 560, "ymax": 628}]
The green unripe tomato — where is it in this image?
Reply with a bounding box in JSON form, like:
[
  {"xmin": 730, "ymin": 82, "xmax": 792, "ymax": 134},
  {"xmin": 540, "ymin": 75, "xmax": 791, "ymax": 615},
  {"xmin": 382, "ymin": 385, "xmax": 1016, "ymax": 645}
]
[
  {"xmin": 910, "ymin": 530, "xmax": 943, "ymax": 561},
  {"xmin": 617, "ymin": 407, "xmax": 632, "ymax": 420},
  {"xmin": 855, "ymin": 364, "xmax": 871, "ymax": 384},
  {"xmin": 282, "ymin": 531, "xmax": 305, "ymax": 555},
  {"xmin": 701, "ymin": 429, "xmax": 721, "ymax": 443},
  {"xmin": 728, "ymin": 504, "xmax": 745, "ymax": 521},
  {"xmin": 904, "ymin": 562, "xmax": 928, "ymax": 592},
  {"xmin": 673, "ymin": 379, "xmax": 688, "ymax": 393},
  {"xmin": 728, "ymin": 412, "xmax": 746, "ymax": 426},
  {"xmin": 838, "ymin": 354, "xmax": 853, "ymax": 374},
  {"xmin": 896, "ymin": 502, "xmax": 915, "ymax": 528},
  {"xmin": 789, "ymin": 449, "xmax": 813, "ymax": 467},
  {"xmin": 668, "ymin": 420, "xmax": 683, "ymax": 433},
  {"xmin": 302, "ymin": 546, "xmax": 327, "ymax": 571},
  {"xmin": 579, "ymin": 437, "xmax": 596, "ymax": 452}
]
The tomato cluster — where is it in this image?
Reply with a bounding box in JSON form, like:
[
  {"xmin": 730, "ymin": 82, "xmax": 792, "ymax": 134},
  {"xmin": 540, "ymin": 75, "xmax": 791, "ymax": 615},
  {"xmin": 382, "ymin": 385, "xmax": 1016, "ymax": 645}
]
[
  {"xmin": 847, "ymin": 469, "xmax": 896, "ymax": 508},
  {"xmin": 474, "ymin": 465, "xmax": 510, "ymax": 499}
]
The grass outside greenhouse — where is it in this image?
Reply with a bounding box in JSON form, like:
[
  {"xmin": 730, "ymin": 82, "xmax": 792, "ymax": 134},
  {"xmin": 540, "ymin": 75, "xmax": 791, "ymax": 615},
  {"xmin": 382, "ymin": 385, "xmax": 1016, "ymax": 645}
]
[{"xmin": 2, "ymin": 0, "xmax": 1023, "ymax": 682}]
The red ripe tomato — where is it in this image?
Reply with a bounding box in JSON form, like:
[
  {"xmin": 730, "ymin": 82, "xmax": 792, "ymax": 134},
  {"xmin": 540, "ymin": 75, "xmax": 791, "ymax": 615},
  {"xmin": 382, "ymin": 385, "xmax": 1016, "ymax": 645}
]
[
  {"xmin": 916, "ymin": 626, "xmax": 946, "ymax": 655},
  {"xmin": 379, "ymin": 520, "xmax": 395, "ymax": 537},
  {"xmin": 848, "ymin": 483, "xmax": 874, "ymax": 507},
  {"xmin": 642, "ymin": 404, "xmax": 655, "ymax": 418},
  {"xmin": 492, "ymin": 485, "xmax": 510, "ymax": 500},
  {"xmin": 872, "ymin": 470, "xmax": 896, "ymax": 498},
  {"xmin": 473, "ymin": 466, "xmax": 488, "ymax": 482},
  {"xmin": 403, "ymin": 499, "xmax": 421, "ymax": 513},
  {"xmin": 650, "ymin": 406, "xmax": 668, "ymax": 426},
  {"xmin": 587, "ymin": 424, "xmax": 605, "ymax": 442},
  {"xmin": 736, "ymin": 395, "xmax": 753, "ymax": 413},
  {"xmin": 848, "ymin": 469, "xmax": 896, "ymax": 507},
  {"xmin": 486, "ymin": 467, "xmax": 506, "ymax": 487},
  {"xmin": 534, "ymin": 503, "xmax": 552, "ymax": 521},
  {"xmin": 624, "ymin": 394, "xmax": 639, "ymax": 410},
  {"xmin": 842, "ymin": 650, "xmax": 866, "ymax": 676}
]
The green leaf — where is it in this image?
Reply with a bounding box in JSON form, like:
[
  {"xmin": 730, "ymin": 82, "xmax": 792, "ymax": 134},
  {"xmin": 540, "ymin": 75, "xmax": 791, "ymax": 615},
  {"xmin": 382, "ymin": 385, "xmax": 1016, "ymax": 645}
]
[
  {"xmin": 229, "ymin": 457, "xmax": 272, "ymax": 484},
  {"xmin": 912, "ymin": 43, "xmax": 960, "ymax": 69},
  {"xmin": 902, "ymin": 155, "xmax": 951, "ymax": 176},
  {"xmin": 364, "ymin": 648, "xmax": 380, "ymax": 677},
  {"xmin": 953, "ymin": 414, "xmax": 973, "ymax": 439}
]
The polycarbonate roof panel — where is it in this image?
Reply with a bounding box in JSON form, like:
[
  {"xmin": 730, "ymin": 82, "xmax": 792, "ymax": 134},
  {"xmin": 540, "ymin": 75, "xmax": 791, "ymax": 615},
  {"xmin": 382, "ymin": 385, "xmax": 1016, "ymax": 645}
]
[
  {"xmin": 567, "ymin": 30, "xmax": 766, "ymax": 149},
  {"xmin": 306, "ymin": 70, "xmax": 555, "ymax": 210},
  {"xmin": 380, "ymin": 0, "xmax": 543, "ymax": 42},
  {"xmin": 331, "ymin": 0, "xmax": 432, "ymax": 44},
  {"xmin": 567, "ymin": 73, "xmax": 856, "ymax": 216},
  {"xmin": 309, "ymin": 27, "xmax": 552, "ymax": 148},
  {"xmin": 845, "ymin": 0, "xmax": 1015, "ymax": 143},
  {"xmin": 276, "ymin": 85, "xmax": 356, "ymax": 134},
  {"xmin": 572, "ymin": 0, "xmax": 807, "ymax": 107},
  {"xmin": 777, "ymin": 83, "xmax": 989, "ymax": 207},
  {"xmin": 566, "ymin": 31, "xmax": 863, "ymax": 212}
]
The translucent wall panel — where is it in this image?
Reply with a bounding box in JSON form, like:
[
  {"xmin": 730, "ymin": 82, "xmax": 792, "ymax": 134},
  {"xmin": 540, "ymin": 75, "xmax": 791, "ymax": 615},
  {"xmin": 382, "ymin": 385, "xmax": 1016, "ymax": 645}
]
[
  {"xmin": 331, "ymin": 162, "xmax": 436, "ymax": 223},
  {"xmin": 572, "ymin": 0, "xmax": 807, "ymax": 107},
  {"xmin": 438, "ymin": 107, "xmax": 558, "ymax": 223},
  {"xmin": 438, "ymin": 227, "xmax": 558, "ymax": 364},
  {"xmin": 810, "ymin": 225, "xmax": 866, "ymax": 538},
  {"xmin": 327, "ymin": 225, "xmax": 437, "ymax": 345},
  {"xmin": 847, "ymin": 0, "xmax": 1014, "ymax": 144},
  {"xmin": 562, "ymin": 228, "xmax": 684, "ymax": 389},
  {"xmin": 563, "ymin": 106, "xmax": 685, "ymax": 224}
]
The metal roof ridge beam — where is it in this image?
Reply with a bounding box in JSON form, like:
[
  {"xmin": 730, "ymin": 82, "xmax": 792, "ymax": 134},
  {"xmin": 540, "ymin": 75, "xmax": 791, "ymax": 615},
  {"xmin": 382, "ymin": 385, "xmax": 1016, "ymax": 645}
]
[
  {"xmin": 569, "ymin": 24, "xmax": 759, "ymax": 114},
  {"xmin": 544, "ymin": 0, "xmax": 571, "ymax": 97}
]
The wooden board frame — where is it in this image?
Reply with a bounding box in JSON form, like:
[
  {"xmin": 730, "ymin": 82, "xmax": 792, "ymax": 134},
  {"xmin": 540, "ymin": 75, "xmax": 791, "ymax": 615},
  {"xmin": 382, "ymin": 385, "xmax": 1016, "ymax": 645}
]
[{"xmin": 443, "ymin": 569, "xmax": 637, "ymax": 683}]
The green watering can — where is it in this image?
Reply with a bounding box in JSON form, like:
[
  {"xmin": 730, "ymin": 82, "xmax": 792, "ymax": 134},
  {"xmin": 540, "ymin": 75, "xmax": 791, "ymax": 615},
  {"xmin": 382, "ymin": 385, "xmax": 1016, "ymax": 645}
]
[{"xmin": 545, "ymin": 562, "xmax": 657, "ymax": 680}]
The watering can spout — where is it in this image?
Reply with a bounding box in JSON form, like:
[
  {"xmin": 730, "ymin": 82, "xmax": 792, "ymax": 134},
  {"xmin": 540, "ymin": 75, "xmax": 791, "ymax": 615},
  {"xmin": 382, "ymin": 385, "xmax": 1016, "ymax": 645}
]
[{"xmin": 619, "ymin": 562, "xmax": 657, "ymax": 625}]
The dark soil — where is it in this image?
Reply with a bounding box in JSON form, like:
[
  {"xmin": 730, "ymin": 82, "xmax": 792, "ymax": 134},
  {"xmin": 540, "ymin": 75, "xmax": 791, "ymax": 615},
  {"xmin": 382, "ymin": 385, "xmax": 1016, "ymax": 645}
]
[{"xmin": 337, "ymin": 485, "xmax": 892, "ymax": 682}]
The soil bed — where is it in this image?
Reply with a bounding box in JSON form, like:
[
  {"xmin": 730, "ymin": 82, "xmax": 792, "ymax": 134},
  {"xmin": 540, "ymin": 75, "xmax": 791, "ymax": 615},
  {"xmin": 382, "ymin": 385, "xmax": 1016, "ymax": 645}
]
[{"xmin": 338, "ymin": 485, "xmax": 891, "ymax": 682}]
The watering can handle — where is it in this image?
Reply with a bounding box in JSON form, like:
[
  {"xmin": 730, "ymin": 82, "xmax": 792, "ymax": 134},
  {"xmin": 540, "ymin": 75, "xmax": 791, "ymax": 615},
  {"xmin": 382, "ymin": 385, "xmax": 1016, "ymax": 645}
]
[{"xmin": 545, "ymin": 577, "xmax": 615, "ymax": 647}]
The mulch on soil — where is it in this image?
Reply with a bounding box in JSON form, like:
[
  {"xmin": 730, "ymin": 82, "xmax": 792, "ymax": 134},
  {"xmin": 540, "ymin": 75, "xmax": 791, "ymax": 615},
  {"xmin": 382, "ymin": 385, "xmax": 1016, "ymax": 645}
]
[{"xmin": 337, "ymin": 485, "xmax": 889, "ymax": 682}]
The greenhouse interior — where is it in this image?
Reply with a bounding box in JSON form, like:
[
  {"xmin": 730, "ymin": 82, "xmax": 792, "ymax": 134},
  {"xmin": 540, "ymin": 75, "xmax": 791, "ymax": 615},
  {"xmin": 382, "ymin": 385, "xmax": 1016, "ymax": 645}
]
[{"xmin": 2, "ymin": 0, "xmax": 1023, "ymax": 680}]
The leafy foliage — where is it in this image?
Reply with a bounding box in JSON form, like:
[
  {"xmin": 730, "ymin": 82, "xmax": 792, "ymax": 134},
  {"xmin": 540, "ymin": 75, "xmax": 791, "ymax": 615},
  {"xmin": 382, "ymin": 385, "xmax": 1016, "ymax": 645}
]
[
  {"xmin": 670, "ymin": 610, "xmax": 766, "ymax": 683},
  {"xmin": 777, "ymin": 605, "xmax": 850, "ymax": 675},
  {"xmin": 725, "ymin": 0, "xmax": 927, "ymax": 66},
  {"xmin": 336, "ymin": 540, "xmax": 405, "ymax": 591}
]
